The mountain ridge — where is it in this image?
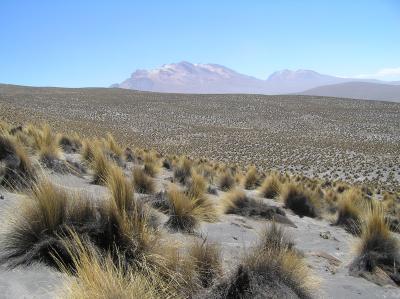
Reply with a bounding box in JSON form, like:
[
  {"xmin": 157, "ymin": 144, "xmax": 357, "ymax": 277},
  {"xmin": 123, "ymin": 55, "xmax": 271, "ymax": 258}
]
[{"xmin": 112, "ymin": 61, "xmax": 399, "ymax": 95}]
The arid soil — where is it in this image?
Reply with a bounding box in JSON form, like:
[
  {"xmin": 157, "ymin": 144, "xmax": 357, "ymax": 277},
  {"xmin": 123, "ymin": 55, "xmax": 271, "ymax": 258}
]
[
  {"xmin": 0, "ymin": 160, "xmax": 399, "ymax": 298},
  {"xmin": 1, "ymin": 84, "xmax": 399, "ymax": 191}
]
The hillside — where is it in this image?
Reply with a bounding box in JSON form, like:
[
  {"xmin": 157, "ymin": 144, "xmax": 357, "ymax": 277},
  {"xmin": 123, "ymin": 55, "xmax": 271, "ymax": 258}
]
[{"xmin": 301, "ymin": 82, "xmax": 400, "ymax": 102}]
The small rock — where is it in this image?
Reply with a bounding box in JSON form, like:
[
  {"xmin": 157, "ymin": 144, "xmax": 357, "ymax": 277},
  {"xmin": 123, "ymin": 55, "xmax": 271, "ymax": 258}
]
[{"xmin": 320, "ymin": 231, "xmax": 331, "ymax": 239}]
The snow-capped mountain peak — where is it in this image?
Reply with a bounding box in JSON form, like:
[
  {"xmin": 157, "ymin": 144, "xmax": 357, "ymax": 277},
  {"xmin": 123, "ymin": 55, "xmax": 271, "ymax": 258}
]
[{"xmin": 112, "ymin": 62, "xmax": 391, "ymax": 94}]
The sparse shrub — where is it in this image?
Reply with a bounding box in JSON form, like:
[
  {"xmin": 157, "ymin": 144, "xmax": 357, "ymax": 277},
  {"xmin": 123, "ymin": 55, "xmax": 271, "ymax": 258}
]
[
  {"xmin": 259, "ymin": 173, "xmax": 281, "ymax": 199},
  {"xmin": 188, "ymin": 239, "xmax": 222, "ymax": 288},
  {"xmin": 133, "ymin": 167, "xmax": 155, "ymax": 194},
  {"xmin": 218, "ymin": 171, "xmax": 235, "ymax": 191},
  {"xmin": 211, "ymin": 223, "xmax": 314, "ymax": 298},
  {"xmin": 0, "ymin": 134, "xmax": 35, "ymax": 189},
  {"xmin": 243, "ymin": 166, "xmax": 258, "ymax": 190},
  {"xmin": 349, "ymin": 205, "xmax": 400, "ymax": 286},
  {"xmin": 280, "ymin": 183, "xmax": 319, "ymax": 218}
]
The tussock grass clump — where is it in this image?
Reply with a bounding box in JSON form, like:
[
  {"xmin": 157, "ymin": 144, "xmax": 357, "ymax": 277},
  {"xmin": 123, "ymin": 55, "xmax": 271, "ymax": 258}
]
[
  {"xmin": 194, "ymin": 162, "xmax": 216, "ymax": 185},
  {"xmin": 165, "ymin": 187, "xmax": 218, "ymax": 233},
  {"xmin": 243, "ymin": 166, "xmax": 258, "ymax": 190},
  {"xmin": 0, "ymin": 175, "xmax": 161, "ymax": 272},
  {"xmin": 143, "ymin": 161, "xmax": 159, "ymax": 178},
  {"xmin": 188, "ymin": 240, "xmax": 222, "ymax": 288},
  {"xmin": 0, "ymin": 121, "xmax": 10, "ymax": 133},
  {"xmin": 382, "ymin": 193, "xmax": 400, "ymax": 233},
  {"xmin": 32, "ymin": 124, "xmax": 61, "ymax": 165},
  {"xmin": 259, "ymin": 172, "xmax": 281, "ymax": 199},
  {"xmin": 218, "ymin": 171, "xmax": 235, "ymax": 191},
  {"xmin": 280, "ymin": 183, "xmax": 319, "ymax": 218},
  {"xmin": 61, "ymin": 246, "xmax": 166, "ymax": 299},
  {"xmin": 105, "ymin": 132, "xmax": 123, "ymax": 157},
  {"xmin": 58, "ymin": 133, "xmax": 82, "ymax": 153},
  {"xmin": 90, "ymin": 148, "xmax": 113, "ymax": 185},
  {"xmin": 350, "ymin": 205, "xmax": 400, "ymax": 286},
  {"xmin": 323, "ymin": 188, "xmax": 338, "ymax": 211},
  {"xmin": 334, "ymin": 188, "xmax": 365, "ymax": 234},
  {"xmin": 106, "ymin": 165, "xmax": 135, "ymax": 213},
  {"xmin": 173, "ymin": 158, "xmax": 192, "ymax": 184},
  {"xmin": 81, "ymin": 139, "xmax": 96, "ymax": 163},
  {"xmin": 222, "ymin": 189, "xmax": 290, "ymax": 224},
  {"xmin": 335, "ymin": 182, "xmax": 349, "ymax": 194},
  {"xmin": 212, "ymin": 223, "xmax": 314, "ymax": 298},
  {"xmin": 186, "ymin": 172, "xmax": 207, "ymax": 198},
  {"xmin": 221, "ymin": 189, "xmax": 249, "ymax": 214},
  {"xmin": 133, "ymin": 167, "xmax": 155, "ymax": 194},
  {"xmin": 165, "ymin": 187, "xmax": 199, "ymax": 233},
  {"xmin": 0, "ymin": 134, "xmax": 35, "ymax": 189},
  {"xmin": 162, "ymin": 158, "xmax": 172, "ymax": 170},
  {"xmin": 124, "ymin": 147, "xmax": 135, "ymax": 162},
  {"xmin": 192, "ymin": 194, "xmax": 219, "ymax": 223},
  {"xmin": 59, "ymin": 233, "xmax": 180, "ymax": 299},
  {"xmin": 0, "ymin": 179, "xmax": 77, "ymax": 267}
]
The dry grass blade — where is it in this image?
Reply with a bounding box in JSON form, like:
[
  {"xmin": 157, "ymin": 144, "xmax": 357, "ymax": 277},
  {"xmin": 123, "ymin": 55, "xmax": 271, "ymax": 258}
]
[{"xmin": 58, "ymin": 232, "xmax": 179, "ymax": 299}]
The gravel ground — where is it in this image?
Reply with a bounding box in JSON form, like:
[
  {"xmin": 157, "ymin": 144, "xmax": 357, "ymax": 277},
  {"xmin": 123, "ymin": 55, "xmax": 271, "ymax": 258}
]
[{"xmin": 1, "ymin": 84, "xmax": 399, "ymax": 191}]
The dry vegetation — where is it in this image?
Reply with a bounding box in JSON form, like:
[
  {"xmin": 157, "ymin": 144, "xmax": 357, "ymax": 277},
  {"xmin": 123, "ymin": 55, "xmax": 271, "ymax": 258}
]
[
  {"xmin": 209, "ymin": 223, "xmax": 315, "ymax": 298},
  {"xmin": 0, "ymin": 92, "xmax": 399, "ymax": 297},
  {"xmin": 0, "ymin": 84, "xmax": 398, "ymax": 192}
]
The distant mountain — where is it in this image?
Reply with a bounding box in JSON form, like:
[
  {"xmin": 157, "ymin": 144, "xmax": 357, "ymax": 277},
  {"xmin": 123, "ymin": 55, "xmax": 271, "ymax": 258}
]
[
  {"xmin": 300, "ymin": 82, "xmax": 400, "ymax": 102},
  {"xmin": 112, "ymin": 61, "xmax": 400, "ymax": 96},
  {"xmin": 265, "ymin": 69, "xmax": 348, "ymax": 93},
  {"xmin": 115, "ymin": 61, "xmax": 265, "ymax": 94}
]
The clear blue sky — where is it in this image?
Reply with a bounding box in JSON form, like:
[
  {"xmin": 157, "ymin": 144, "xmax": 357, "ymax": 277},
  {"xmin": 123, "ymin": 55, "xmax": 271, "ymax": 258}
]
[{"xmin": 1, "ymin": 0, "xmax": 399, "ymax": 87}]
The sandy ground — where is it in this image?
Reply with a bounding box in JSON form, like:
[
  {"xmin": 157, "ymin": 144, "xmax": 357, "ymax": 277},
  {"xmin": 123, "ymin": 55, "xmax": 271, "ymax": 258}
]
[{"xmin": 0, "ymin": 164, "xmax": 399, "ymax": 298}]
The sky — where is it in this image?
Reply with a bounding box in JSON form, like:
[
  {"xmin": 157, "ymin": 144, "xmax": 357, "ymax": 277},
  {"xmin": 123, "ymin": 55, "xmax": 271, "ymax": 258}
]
[{"xmin": 1, "ymin": 0, "xmax": 400, "ymax": 87}]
